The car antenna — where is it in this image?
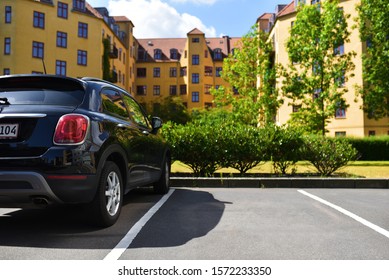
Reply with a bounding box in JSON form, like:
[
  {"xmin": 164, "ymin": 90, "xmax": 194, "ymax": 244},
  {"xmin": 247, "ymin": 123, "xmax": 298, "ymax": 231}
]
[{"xmin": 41, "ymin": 58, "xmax": 47, "ymax": 74}]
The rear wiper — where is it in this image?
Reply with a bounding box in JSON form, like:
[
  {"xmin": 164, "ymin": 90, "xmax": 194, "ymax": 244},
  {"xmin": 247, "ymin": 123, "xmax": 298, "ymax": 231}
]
[{"xmin": 0, "ymin": 97, "xmax": 10, "ymax": 105}]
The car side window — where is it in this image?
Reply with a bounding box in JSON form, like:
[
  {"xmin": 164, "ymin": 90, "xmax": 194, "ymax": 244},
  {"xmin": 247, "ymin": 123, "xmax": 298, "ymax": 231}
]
[
  {"xmin": 122, "ymin": 94, "xmax": 150, "ymax": 129},
  {"xmin": 100, "ymin": 89, "xmax": 129, "ymax": 120}
]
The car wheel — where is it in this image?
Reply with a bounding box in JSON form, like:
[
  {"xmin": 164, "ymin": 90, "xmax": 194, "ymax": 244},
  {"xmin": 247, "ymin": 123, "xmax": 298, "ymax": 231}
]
[
  {"xmin": 153, "ymin": 157, "xmax": 170, "ymax": 194},
  {"xmin": 90, "ymin": 161, "xmax": 123, "ymax": 227}
]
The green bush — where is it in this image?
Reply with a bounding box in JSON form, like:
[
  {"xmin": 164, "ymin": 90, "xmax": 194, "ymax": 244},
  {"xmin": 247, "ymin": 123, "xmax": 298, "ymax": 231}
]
[
  {"xmin": 302, "ymin": 135, "xmax": 359, "ymax": 176},
  {"xmin": 220, "ymin": 124, "xmax": 268, "ymax": 174},
  {"xmin": 161, "ymin": 121, "xmax": 222, "ymax": 177},
  {"xmin": 262, "ymin": 125, "xmax": 303, "ymax": 174},
  {"xmin": 347, "ymin": 136, "xmax": 389, "ymax": 161}
]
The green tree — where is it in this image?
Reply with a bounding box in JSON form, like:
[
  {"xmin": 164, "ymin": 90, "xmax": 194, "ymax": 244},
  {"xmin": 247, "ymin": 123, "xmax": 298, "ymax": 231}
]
[
  {"xmin": 149, "ymin": 96, "xmax": 191, "ymax": 125},
  {"xmin": 102, "ymin": 38, "xmax": 112, "ymax": 82},
  {"xmin": 213, "ymin": 25, "xmax": 281, "ymax": 126},
  {"xmin": 357, "ymin": 0, "xmax": 389, "ymax": 119},
  {"xmin": 281, "ymin": 0, "xmax": 355, "ymax": 135}
]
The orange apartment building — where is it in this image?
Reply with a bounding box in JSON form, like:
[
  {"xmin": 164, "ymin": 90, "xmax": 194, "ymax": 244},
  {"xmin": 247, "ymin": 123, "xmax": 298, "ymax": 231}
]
[{"xmin": 257, "ymin": 0, "xmax": 389, "ymax": 137}]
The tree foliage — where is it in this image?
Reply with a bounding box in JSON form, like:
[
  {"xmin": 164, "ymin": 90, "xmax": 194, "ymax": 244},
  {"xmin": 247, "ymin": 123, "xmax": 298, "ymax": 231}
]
[
  {"xmin": 281, "ymin": 0, "xmax": 355, "ymax": 135},
  {"xmin": 212, "ymin": 25, "xmax": 281, "ymax": 126},
  {"xmin": 357, "ymin": 0, "xmax": 389, "ymax": 119},
  {"xmin": 149, "ymin": 96, "xmax": 191, "ymax": 125}
]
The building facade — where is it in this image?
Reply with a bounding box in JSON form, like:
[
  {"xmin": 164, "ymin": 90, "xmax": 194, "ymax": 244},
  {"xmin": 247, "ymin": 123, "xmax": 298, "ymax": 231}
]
[
  {"xmin": 135, "ymin": 29, "xmax": 240, "ymax": 112},
  {"xmin": 0, "ymin": 0, "xmax": 136, "ymax": 93},
  {"xmin": 258, "ymin": 0, "xmax": 389, "ymax": 137}
]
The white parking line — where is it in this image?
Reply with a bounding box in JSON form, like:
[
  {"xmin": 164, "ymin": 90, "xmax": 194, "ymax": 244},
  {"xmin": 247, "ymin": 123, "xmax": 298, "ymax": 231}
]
[
  {"xmin": 104, "ymin": 189, "xmax": 175, "ymax": 260},
  {"xmin": 0, "ymin": 208, "xmax": 20, "ymax": 217},
  {"xmin": 298, "ymin": 190, "xmax": 389, "ymax": 239}
]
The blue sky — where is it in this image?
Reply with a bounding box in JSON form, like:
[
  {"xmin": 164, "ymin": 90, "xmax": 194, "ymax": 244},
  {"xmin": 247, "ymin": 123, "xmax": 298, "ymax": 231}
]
[{"xmin": 87, "ymin": 0, "xmax": 287, "ymax": 38}]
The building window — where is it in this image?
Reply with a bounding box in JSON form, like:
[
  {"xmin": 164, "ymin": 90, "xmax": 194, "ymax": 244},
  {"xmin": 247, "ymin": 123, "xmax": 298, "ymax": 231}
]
[
  {"xmin": 192, "ymin": 55, "xmax": 200, "ymax": 65},
  {"xmin": 334, "ymin": 42, "xmax": 344, "ymax": 55},
  {"xmin": 205, "ymin": 50, "xmax": 208, "ymax": 58},
  {"xmin": 335, "ymin": 108, "xmax": 346, "ymax": 118},
  {"xmin": 3, "ymin": 68, "xmax": 10, "ymax": 75},
  {"xmin": 292, "ymin": 105, "xmax": 301, "ymax": 113},
  {"xmin": 5, "ymin": 6, "xmax": 12, "ymax": 23},
  {"xmin": 368, "ymin": 130, "xmax": 376, "ymax": 136},
  {"xmin": 153, "ymin": 67, "xmax": 160, "ymax": 78},
  {"xmin": 32, "ymin": 41, "xmax": 44, "ymax": 58},
  {"xmin": 58, "ymin": 2, "xmax": 68, "ymax": 19},
  {"xmin": 170, "ymin": 49, "xmax": 179, "ymax": 60},
  {"xmin": 335, "ymin": 131, "xmax": 346, "ymax": 137},
  {"xmin": 78, "ymin": 22, "xmax": 88, "ymax": 38},
  {"xmin": 136, "ymin": 86, "xmax": 147, "ymax": 96},
  {"xmin": 154, "ymin": 49, "xmax": 162, "ymax": 60},
  {"xmin": 205, "ymin": 85, "xmax": 212, "ymax": 94},
  {"xmin": 56, "ymin": 60, "xmax": 66, "ymax": 76},
  {"xmin": 180, "ymin": 85, "xmax": 187, "ymax": 95},
  {"xmin": 153, "ymin": 85, "xmax": 160, "ymax": 96},
  {"xmin": 180, "ymin": 67, "xmax": 187, "ymax": 77},
  {"xmin": 170, "ymin": 85, "xmax": 177, "ymax": 95},
  {"xmin": 170, "ymin": 67, "xmax": 177, "ymax": 77},
  {"xmin": 33, "ymin": 11, "xmax": 45, "ymax": 29},
  {"xmin": 192, "ymin": 73, "xmax": 199, "ymax": 84},
  {"xmin": 192, "ymin": 92, "xmax": 199, "ymax": 102},
  {"xmin": 77, "ymin": 50, "xmax": 87, "ymax": 66},
  {"xmin": 205, "ymin": 102, "xmax": 213, "ymax": 109},
  {"xmin": 4, "ymin": 38, "xmax": 11, "ymax": 55},
  {"xmin": 73, "ymin": 0, "xmax": 86, "ymax": 11},
  {"xmin": 214, "ymin": 48, "xmax": 223, "ymax": 60},
  {"xmin": 205, "ymin": 66, "xmax": 213, "ymax": 76},
  {"xmin": 56, "ymin": 31, "xmax": 67, "ymax": 48},
  {"xmin": 137, "ymin": 49, "xmax": 147, "ymax": 61},
  {"xmin": 137, "ymin": 68, "xmax": 147, "ymax": 78},
  {"xmin": 216, "ymin": 67, "xmax": 222, "ymax": 77},
  {"xmin": 192, "ymin": 38, "xmax": 200, "ymax": 43}
]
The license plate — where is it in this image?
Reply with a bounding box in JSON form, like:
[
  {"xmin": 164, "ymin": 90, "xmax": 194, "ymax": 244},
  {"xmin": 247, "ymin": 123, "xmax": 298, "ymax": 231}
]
[{"xmin": 0, "ymin": 124, "xmax": 19, "ymax": 138}]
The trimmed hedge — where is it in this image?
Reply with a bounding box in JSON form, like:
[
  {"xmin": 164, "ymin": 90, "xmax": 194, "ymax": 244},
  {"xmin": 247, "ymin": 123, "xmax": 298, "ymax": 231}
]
[
  {"xmin": 347, "ymin": 137, "xmax": 389, "ymax": 161},
  {"xmin": 162, "ymin": 121, "xmax": 365, "ymax": 177}
]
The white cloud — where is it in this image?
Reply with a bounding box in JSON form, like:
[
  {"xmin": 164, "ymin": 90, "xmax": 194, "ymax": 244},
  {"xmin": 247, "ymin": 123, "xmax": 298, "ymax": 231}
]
[
  {"xmin": 169, "ymin": 0, "xmax": 218, "ymax": 5},
  {"xmin": 108, "ymin": 0, "xmax": 217, "ymax": 38}
]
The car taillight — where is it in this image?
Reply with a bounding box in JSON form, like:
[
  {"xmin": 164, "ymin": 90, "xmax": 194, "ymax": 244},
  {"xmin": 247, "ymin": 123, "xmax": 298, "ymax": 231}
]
[{"xmin": 53, "ymin": 114, "xmax": 89, "ymax": 145}]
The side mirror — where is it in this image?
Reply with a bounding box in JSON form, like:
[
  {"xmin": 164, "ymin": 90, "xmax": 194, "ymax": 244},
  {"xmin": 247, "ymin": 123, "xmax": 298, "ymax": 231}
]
[{"xmin": 151, "ymin": 117, "xmax": 163, "ymax": 131}]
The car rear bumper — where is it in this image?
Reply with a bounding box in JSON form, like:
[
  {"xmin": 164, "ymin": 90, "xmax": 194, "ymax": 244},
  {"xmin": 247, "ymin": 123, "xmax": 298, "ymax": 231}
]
[{"xmin": 0, "ymin": 171, "xmax": 97, "ymax": 207}]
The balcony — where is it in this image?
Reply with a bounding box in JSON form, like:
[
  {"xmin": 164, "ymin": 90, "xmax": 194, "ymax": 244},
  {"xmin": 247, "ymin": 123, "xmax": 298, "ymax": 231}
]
[{"xmin": 109, "ymin": 45, "xmax": 118, "ymax": 59}]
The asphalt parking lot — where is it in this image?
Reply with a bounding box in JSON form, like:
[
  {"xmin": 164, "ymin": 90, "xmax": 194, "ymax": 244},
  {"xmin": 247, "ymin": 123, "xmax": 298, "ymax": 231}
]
[{"xmin": 1, "ymin": 187, "xmax": 389, "ymax": 260}]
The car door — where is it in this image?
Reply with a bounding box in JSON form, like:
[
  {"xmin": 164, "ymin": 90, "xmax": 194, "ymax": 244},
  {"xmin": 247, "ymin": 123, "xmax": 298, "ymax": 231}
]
[
  {"xmin": 121, "ymin": 94, "xmax": 164, "ymax": 182},
  {"xmin": 100, "ymin": 88, "xmax": 150, "ymax": 187}
]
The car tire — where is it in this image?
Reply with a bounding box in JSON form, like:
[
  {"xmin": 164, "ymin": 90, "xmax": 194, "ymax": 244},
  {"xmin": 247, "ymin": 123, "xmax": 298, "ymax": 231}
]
[
  {"xmin": 153, "ymin": 157, "xmax": 170, "ymax": 194},
  {"xmin": 89, "ymin": 161, "xmax": 123, "ymax": 227}
]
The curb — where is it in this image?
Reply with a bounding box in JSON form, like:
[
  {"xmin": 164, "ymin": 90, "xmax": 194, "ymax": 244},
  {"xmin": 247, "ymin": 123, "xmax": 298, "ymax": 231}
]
[{"xmin": 170, "ymin": 177, "xmax": 389, "ymax": 189}]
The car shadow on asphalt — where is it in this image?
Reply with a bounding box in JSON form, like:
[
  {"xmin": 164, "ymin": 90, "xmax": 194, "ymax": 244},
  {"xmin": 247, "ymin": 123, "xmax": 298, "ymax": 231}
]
[
  {"xmin": 0, "ymin": 188, "xmax": 228, "ymax": 252},
  {"xmin": 129, "ymin": 188, "xmax": 230, "ymax": 248}
]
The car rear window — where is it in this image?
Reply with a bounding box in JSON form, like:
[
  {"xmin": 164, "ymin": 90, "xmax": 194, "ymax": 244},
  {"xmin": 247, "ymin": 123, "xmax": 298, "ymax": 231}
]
[{"xmin": 0, "ymin": 76, "xmax": 85, "ymax": 106}]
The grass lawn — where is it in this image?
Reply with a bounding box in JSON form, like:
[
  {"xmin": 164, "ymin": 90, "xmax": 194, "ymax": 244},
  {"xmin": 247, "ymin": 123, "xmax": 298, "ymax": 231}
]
[{"xmin": 171, "ymin": 161, "xmax": 389, "ymax": 178}]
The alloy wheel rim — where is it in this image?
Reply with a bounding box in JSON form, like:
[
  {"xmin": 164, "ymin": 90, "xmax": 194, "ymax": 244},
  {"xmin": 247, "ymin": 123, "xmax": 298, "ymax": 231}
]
[{"xmin": 105, "ymin": 171, "xmax": 121, "ymax": 216}]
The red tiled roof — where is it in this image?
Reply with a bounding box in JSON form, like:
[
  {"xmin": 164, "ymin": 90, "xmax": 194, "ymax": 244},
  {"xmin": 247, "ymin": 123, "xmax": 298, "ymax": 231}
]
[
  {"xmin": 188, "ymin": 28, "xmax": 205, "ymax": 35},
  {"xmin": 277, "ymin": 1, "xmax": 295, "ymax": 17},
  {"xmin": 113, "ymin": 16, "xmax": 131, "ymax": 22},
  {"xmin": 86, "ymin": 2, "xmax": 103, "ymax": 19}
]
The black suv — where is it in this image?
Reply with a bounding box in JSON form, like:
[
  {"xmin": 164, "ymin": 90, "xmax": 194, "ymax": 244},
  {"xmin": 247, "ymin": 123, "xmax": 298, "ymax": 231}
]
[{"xmin": 0, "ymin": 75, "xmax": 170, "ymax": 227}]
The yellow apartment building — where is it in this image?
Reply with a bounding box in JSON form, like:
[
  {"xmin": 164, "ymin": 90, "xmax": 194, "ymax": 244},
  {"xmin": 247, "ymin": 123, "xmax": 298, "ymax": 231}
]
[
  {"xmin": 258, "ymin": 0, "xmax": 389, "ymax": 137},
  {"xmin": 0, "ymin": 0, "xmax": 136, "ymax": 92},
  {"xmin": 135, "ymin": 28, "xmax": 240, "ymax": 111}
]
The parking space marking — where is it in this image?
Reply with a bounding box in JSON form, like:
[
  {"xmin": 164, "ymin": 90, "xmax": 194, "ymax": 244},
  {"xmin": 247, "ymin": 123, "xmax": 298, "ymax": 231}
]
[
  {"xmin": 104, "ymin": 189, "xmax": 175, "ymax": 260},
  {"xmin": 298, "ymin": 190, "xmax": 389, "ymax": 239},
  {"xmin": 0, "ymin": 208, "xmax": 20, "ymax": 217}
]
